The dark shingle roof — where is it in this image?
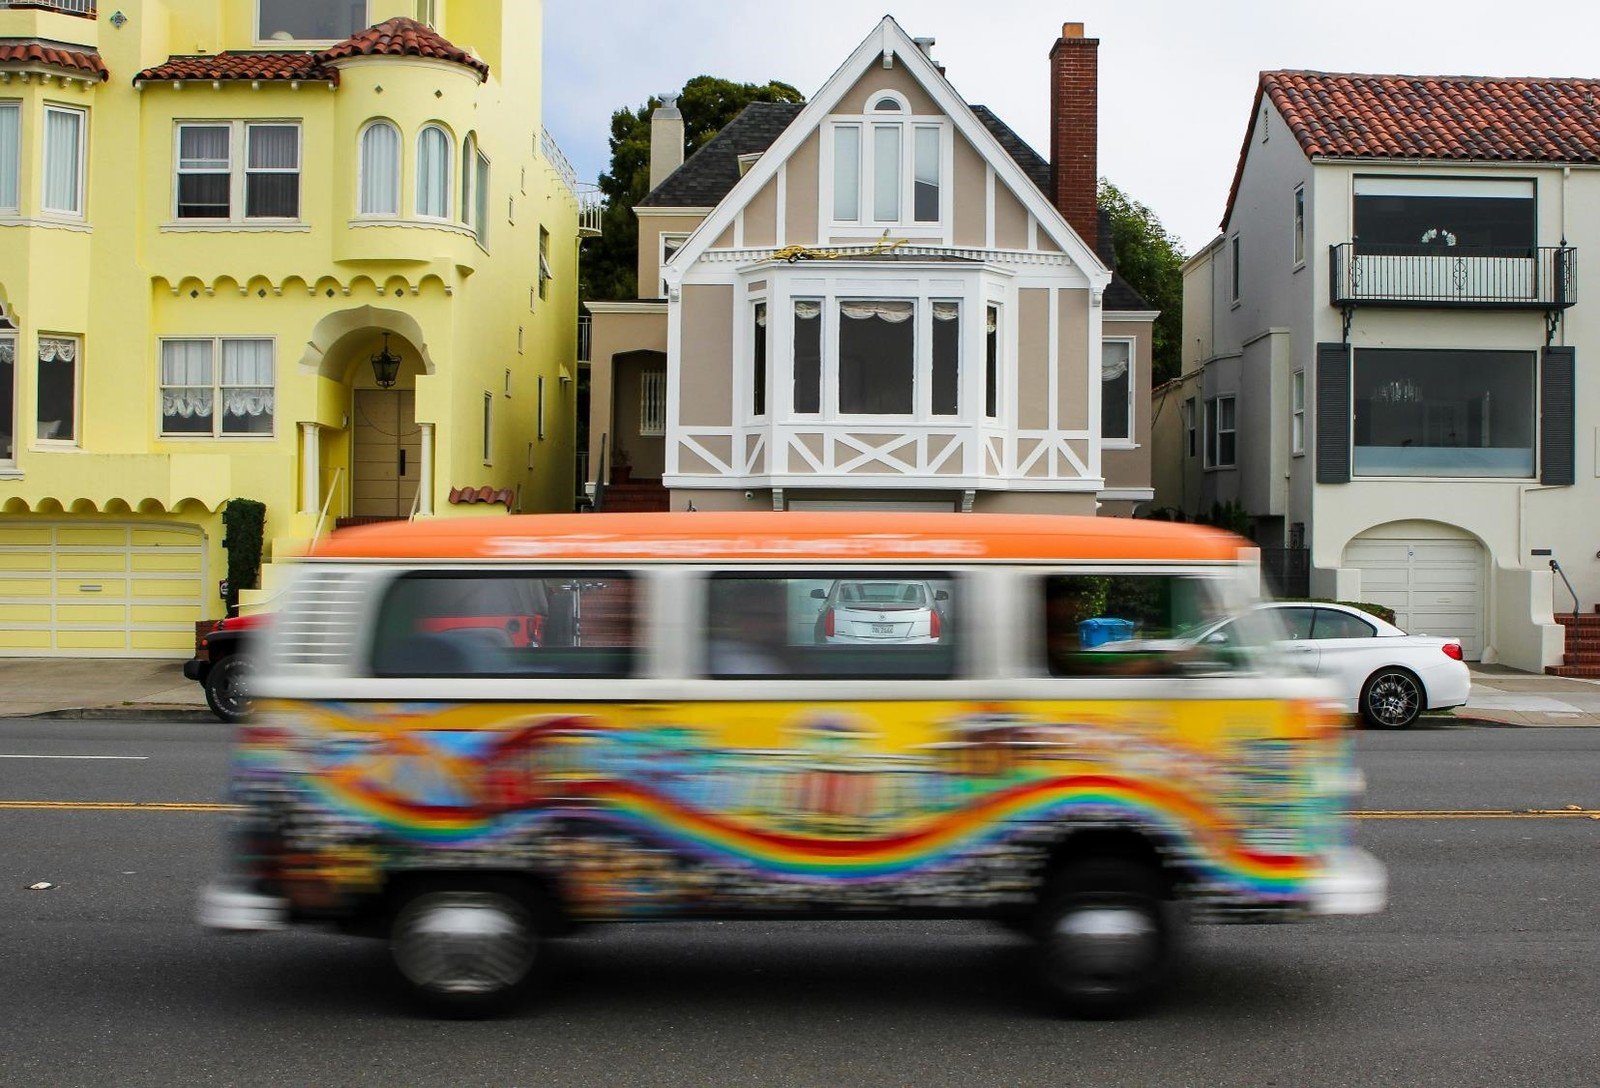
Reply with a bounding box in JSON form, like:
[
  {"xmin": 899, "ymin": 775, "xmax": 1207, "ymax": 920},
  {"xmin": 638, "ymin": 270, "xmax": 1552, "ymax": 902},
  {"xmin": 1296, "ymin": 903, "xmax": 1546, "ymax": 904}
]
[
  {"xmin": 639, "ymin": 102, "xmax": 806, "ymax": 208},
  {"xmin": 641, "ymin": 99, "xmax": 1148, "ymax": 309}
]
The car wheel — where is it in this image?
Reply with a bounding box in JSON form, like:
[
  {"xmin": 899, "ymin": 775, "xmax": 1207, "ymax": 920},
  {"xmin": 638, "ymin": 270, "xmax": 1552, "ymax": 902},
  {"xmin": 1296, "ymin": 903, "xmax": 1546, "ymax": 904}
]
[
  {"xmin": 1035, "ymin": 858, "xmax": 1175, "ymax": 1018},
  {"xmin": 390, "ymin": 886, "xmax": 538, "ymax": 1018},
  {"xmin": 203, "ymin": 654, "xmax": 255, "ymax": 724},
  {"xmin": 1361, "ymin": 668, "xmax": 1423, "ymax": 729}
]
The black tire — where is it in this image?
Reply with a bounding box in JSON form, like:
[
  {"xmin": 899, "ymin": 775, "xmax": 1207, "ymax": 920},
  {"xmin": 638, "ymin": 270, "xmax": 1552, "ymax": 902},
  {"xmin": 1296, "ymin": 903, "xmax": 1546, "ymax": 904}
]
[
  {"xmin": 203, "ymin": 654, "xmax": 254, "ymax": 724},
  {"xmin": 390, "ymin": 885, "xmax": 539, "ymax": 1018},
  {"xmin": 1035, "ymin": 858, "xmax": 1175, "ymax": 1018},
  {"xmin": 1360, "ymin": 667, "xmax": 1424, "ymax": 729}
]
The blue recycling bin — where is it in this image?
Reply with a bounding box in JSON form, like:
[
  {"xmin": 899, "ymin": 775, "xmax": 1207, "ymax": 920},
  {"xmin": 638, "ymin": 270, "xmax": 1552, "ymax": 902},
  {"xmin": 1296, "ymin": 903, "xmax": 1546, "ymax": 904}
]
[{"xmin": 1078, "ymin": 617, "xmax": 1136, "ymax": 648}]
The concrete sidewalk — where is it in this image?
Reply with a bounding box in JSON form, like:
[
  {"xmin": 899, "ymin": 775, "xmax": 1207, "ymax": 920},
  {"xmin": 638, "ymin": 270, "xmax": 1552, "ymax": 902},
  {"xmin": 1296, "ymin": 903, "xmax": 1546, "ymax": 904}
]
[
  {"xmin": 0, "ymin": 658, "xmax": 209, "ymax": 721},
  {"xmin": 0, "ymin": 658, "xmax": 1596, "ymax": 726}
]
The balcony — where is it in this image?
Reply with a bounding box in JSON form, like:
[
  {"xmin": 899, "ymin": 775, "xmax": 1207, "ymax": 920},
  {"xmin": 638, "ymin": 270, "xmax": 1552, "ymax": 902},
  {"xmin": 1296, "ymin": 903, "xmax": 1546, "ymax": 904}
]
[
  {"xmin": 578, "ymin": 313, "xmax": 592, "ymax": 362},
  {"xmin": 1330, "ymin": 243, "xmax": 1576, "ymax": 311},
  {"xmin": 0, "ymin": 0, "xmax": 96, "ymax": 14},
  {"xmin": 539, "ymin": 126, "xmax": 604, "ymax": 238}
]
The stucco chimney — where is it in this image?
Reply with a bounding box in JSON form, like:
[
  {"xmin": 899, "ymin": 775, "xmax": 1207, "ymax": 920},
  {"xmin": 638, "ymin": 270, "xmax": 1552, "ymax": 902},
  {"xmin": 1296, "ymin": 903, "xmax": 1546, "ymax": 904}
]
[
  {"xmin": 649, "ymin": 94, "xmax": 685, "ymax": 192},
  {"xmin": 1049, "ymin": 22, "xmax": 1098, "ymax": 251}
]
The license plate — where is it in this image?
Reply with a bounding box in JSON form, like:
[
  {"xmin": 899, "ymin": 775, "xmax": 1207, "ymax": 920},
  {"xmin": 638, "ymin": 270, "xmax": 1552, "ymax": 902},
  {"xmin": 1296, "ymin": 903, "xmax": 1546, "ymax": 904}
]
[{"xmin": 872, "ymin": 622, "xmax": 895, "ymax": 636}]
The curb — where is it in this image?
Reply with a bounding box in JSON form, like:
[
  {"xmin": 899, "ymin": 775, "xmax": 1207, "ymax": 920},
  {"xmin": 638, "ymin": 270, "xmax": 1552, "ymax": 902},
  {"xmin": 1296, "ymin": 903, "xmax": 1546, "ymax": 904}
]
[{"xmin": 7, "ymin": 706, "xmax": 221, "ymax": 724}]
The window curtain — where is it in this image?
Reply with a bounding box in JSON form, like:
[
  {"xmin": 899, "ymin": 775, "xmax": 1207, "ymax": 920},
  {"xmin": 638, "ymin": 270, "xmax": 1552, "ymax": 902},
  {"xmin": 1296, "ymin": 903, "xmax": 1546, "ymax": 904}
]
[
  {"xmin": 416, "ymin": 127, "xmax": 450, "ymax": 218},
  {"xmin": 221, "ymin": 340, "xmax": 275, "ymax": 427},
  {"xmin": 1102, "ymin": 341, "xmax": 1131, "ymax": 381},
  {"xmin": 43, "ymin": 110, "xmax": 82, "ymax": 214},
  {"xmin": 839, "ymin": 300, "xmax": 914, "ymax": 322},
  {"xmin": 359, "ymin": 123, "xmax": 400, "ymax": 216},
  {"xmin": 0, "ymin": 104, "xmax": 20, "ymax": 212},
  {"xmin": 161, "ymin": 341, "xmax": 214, "ymax": 422}
]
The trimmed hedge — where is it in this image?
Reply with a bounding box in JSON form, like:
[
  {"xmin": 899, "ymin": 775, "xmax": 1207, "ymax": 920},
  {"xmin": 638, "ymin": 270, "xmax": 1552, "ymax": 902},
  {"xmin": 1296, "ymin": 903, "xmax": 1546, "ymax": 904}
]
[
  {"xmin": 222, "ymin": 498, "xmax": 266, "ymax": 617},
  {"xmin": 1281, "ymin": 598, "xmax": 1398, "ymax": 626}
]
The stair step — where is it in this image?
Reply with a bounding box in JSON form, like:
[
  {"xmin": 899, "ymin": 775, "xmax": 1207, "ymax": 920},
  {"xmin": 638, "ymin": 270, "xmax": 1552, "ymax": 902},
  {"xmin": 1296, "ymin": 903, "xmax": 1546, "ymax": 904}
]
[
  {"xmin": 1560, "ymin": 652, "xmax": 1600, "ymax": 666},
  {"xmin": 1556, "ymin": 614, "xmax": 1600, "ymax": 627},
  {"xmin": 1547, "ymin": 665, "xmax": 1600, "ymax": 678}
]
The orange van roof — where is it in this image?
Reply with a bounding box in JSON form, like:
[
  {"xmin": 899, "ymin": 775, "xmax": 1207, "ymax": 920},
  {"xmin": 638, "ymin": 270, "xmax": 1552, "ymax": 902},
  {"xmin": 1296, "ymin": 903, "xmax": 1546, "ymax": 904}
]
[{"xmin": 307, "ymin": 512, "xmax": 1248, "ymax": 564}]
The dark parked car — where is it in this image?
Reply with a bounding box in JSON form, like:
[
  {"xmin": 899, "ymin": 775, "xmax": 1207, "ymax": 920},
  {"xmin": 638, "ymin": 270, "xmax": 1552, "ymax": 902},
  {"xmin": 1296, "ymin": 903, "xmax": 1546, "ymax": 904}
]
[{"xmin": 185, "ymin": 612, "xmax": 267, "ymax": 723}]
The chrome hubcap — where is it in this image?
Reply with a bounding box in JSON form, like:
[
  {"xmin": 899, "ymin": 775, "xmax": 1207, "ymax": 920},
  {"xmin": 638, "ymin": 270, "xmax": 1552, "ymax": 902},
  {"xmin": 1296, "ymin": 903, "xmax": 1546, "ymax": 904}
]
[
  {"xmin": 1048, "ymin": 906, "xmax": 1158, "ymax": 994},
  {"xmin": 1369, "ymin": 675, "xmax": 1419, "ymax": 726},
  {"xmin": 393, "ymin": 893, "xmax": 534, "ymax": 996}
]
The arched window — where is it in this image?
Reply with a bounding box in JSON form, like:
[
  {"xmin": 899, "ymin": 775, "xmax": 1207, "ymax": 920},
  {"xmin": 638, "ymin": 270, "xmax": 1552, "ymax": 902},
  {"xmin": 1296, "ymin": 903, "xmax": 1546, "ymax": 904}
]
[
  {"xmin": 460, "ymin": 133, "xmax": 477, "ymax": 223},
  {"xmin": 358, "ymin": 121, "xmax": 400, "ymax": 216},
  {"xmin": 416, "ymin": 125, "xmax": 452, "ymax": 219},
  {"xmin": 871, "ymin": 92, "xmax": 908, "ymax": 113}
]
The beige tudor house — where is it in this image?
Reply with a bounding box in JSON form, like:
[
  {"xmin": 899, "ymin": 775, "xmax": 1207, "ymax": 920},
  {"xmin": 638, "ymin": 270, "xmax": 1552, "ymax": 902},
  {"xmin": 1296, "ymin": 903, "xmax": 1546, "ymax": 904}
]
[{"xmin": 586, "ymin": 18, "xmax": 1155, "ymax": 515}]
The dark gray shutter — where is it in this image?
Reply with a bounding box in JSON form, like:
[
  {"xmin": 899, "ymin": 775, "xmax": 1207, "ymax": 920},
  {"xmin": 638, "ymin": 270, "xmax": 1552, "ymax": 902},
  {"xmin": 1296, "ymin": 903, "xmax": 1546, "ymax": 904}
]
[
  {"xmin": 1541, "ymin": 346, "xmax": 1575, "ymax": 486},
  {"xmin": 1316, "ymin": 342, "xmax": 1352, "ymax": 484}
]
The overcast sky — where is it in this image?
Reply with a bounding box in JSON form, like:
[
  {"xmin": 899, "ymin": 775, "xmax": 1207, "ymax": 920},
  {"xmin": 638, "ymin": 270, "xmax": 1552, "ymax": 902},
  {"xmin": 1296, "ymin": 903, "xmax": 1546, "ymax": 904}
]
[{"xmin": 543, "ymin": 1, "xmax": 1600, "ymax": 254}]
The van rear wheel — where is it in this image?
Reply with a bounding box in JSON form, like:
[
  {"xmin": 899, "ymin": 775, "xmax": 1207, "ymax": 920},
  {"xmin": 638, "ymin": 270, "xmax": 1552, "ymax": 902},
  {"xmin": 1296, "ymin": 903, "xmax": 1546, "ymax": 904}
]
[
  {"xmin": 1036, "ymin": 858, "xmax": 1174, "ymax": 1018},
  {"xmin": 390, "ymin": 886, "xmax": 538, "ymax": 1017}
]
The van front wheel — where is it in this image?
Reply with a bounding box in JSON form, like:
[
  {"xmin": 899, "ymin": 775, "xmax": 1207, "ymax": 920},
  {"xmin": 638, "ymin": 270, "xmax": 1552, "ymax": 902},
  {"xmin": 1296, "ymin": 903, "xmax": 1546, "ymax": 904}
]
[
  {"xmin": 1036, "ymin": 858, "xmax": 1174, "ymax": 1018},
  {"xmin": 390, "ymin": 887, "xmax": 538, "ymax": 1017}
]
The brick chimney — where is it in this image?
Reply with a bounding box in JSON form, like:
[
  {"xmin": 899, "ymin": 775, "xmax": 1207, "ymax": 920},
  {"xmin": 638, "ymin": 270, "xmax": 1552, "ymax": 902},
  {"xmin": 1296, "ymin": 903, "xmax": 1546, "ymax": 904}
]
[
  {"xmin": 649, "ymin": 94, "xmax": 685, "ymax": 192},
  {"xmin": 1049, "ymin": 22, "xmax": 1098, "ymax": 251}
]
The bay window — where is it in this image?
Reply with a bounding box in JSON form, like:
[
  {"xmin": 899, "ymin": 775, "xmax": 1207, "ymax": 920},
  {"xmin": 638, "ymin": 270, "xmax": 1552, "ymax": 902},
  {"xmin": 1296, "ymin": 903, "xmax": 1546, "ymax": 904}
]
[
  {"xmin": 1353, "ymin": 348, "xmax": 1534, "ymax": 477},
  {"xmin": 416, "ymin": 125, "xmax": 452, "ymax": 219},
  {"xmin": 160, "ymin": 338, "xmax": 275, "ymax": 437},
  {"xmin": 793, "ymin": 300, "xmax": 822, "ymax": 414},
  {"xmin": 36, "ymin": 336, "xmax": 79, "ymax": 444},
  {"xmin": 42, "ymin": 106, "xmax": 84, "ymax": 217},
  {"xmin": 752, "ymin": 302, "xmax": 768, "ymax": 416},
  {"xmin": 0, "ymin": 101, "xmax": 19, "ymax": 214},
  {"xmin": 1101, "ymin": 339, "xmax": 1133, "ymax": 441},
  {"xmin": 839, "ymin": 300, "xmax": 914, "ymax": 414},
  {"xmin": 931, "ymin": 302, "xmax": 959, "ymax": 417},
  {"xmin": 984, "ymin": 306, "xmax": 999, "ymax": 419}
]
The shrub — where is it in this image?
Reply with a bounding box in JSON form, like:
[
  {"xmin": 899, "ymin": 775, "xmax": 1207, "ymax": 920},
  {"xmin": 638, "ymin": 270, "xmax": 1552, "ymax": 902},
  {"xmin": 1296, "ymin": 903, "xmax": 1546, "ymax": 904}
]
[{"xmin": 221, "ymin": 498, "xmax": 267, "ymax": 617}]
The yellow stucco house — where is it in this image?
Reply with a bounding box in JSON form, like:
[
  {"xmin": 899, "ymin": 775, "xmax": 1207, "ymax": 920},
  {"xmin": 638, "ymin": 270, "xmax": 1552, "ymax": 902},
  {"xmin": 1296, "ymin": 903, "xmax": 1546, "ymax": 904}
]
[{"xmin": 0, "ymin": 0, "xmax": 592, "ymax": 656}]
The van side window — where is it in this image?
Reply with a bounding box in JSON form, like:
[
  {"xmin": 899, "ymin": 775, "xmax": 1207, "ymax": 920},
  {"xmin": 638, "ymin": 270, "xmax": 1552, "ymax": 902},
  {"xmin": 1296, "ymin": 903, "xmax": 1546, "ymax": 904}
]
[
  {"xmin": 1041, "ymin": 573, "xmax": 1244, "ymax": 677},
  {"xmin": 705, "ymin": 573, "xmax": 955, "ymax": 679},
  {"xmin": 371, "ymin": 572, "xmax": 638, "ymax": 678}
]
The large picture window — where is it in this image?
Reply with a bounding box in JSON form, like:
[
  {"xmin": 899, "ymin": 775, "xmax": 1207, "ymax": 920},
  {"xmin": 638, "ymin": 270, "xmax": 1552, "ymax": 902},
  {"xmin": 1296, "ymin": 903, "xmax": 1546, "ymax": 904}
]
[
  {"xmin": 160, "ymin": 338, "xmax": 275, "ymax": 437},
  {"xmin": 36, "ymin": 336, "xmax": 78, "ymax": 444},
  {"xmin": 838, "ymin": 300, "xmax": 914, "ymax": 415},
  {"xmin": 258, "ymin": 0, "xmax": 367, "ymax": 42},
  {"xmin": 1353, "ymin": 348, "xmax": 1535, "ymax": 477},
  {"xmin": 1354, "ymin": 176, "xmax": 1535, "ymax": 255}
]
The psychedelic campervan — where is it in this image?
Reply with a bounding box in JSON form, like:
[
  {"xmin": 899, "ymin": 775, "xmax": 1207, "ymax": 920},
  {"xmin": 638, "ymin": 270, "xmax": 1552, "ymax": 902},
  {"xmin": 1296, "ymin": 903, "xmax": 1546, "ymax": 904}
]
[{"xmin": 200, "ymin": 512, "xmax": 1385, "ymax": 1017}]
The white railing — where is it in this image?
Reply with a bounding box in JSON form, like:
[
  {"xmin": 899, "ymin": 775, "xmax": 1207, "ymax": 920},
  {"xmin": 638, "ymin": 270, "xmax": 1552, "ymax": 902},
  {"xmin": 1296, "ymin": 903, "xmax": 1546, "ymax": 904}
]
[
  {"xmin": 578, "ymin": 313, "xmax": 592, "ymax": 362},
  {"xmin": 540, "ymin": 126, "xmax": 605, "ymax": 236},
  {"xmin": 577, "ymin": 184, "xmax": 604, "ymax": 237},
  {"xmin": 312, "ymin": 467, "xmax": 345, "ymax": 543},
  {"xmin": 0, "ymin": 0, "xmax": 96, "ymax": 14},
  {"xmin": 539, "ymin": 126, "xmax": 581, "ymax": 195}
]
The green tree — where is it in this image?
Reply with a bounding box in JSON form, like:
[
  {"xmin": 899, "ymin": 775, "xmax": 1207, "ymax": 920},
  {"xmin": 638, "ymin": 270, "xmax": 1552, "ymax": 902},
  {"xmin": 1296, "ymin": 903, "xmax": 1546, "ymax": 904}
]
[
  {"xmin": 583, "ymin": 75, "xmax": 805, "ymax": 301},
  {"xmin": 1098, "ymin": 179, "xmax": 1186, "ymax": 384}
]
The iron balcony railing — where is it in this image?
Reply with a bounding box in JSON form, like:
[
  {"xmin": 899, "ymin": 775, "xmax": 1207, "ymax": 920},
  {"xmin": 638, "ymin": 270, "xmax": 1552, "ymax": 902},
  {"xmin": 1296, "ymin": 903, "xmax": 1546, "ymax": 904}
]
[
  {"xmin": 1330, "ymin": 243, "xmax": 1576, "ymax": 309},
  {"xmin": 577, "ymin": 313, "xmax": 592, "ymax": 362},
  {"xmin": 0, "ymin": 0, "xmax": 96, "ymax": 14}
]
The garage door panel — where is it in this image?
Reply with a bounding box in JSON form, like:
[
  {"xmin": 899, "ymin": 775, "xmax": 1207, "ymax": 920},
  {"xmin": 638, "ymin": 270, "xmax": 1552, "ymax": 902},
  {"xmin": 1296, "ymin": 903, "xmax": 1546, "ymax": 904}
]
[
  {"xmin": 0, "ymin": 519, "xmax": 205, "ymax": 658},
  {"xmin": 1346, "ymin": 536, "xmax": 1484, "ymax": 660}
]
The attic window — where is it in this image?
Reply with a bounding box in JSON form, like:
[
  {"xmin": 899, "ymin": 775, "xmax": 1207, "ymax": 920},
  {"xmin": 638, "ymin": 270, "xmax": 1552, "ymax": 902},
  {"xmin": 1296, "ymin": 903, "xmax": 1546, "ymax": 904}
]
[
  {"xmin": 872, "ymin": 93, "xmax": 908, "ymax": 114},
  {"xmin": 737, "ymin": 152, "xmax": 761, "ymax": 177}
]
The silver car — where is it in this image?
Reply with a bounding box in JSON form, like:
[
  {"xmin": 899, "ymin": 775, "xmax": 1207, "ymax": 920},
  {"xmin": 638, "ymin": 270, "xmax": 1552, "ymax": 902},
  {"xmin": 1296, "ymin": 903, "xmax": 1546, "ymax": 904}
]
[{"xmin": 813, "ymin": 579, "xmax": 948, "ymax": 644}]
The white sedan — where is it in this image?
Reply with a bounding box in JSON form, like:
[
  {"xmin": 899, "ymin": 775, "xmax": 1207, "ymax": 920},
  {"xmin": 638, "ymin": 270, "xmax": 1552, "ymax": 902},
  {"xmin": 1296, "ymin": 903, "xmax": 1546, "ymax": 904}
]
[{"xmin": 1203, "ymin": 602, "xmax": 1471, "ymax": 728}]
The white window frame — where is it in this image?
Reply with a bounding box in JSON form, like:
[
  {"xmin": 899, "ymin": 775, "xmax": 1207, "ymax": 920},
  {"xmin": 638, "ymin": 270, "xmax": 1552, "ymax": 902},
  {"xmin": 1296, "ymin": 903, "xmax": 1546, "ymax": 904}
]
[
  {"xmin": 539, "ymin": 225, "xmax": 553, "ymax": 299},
  {"xmin": 1292, "ymin": 185, "xmax": 1306, "ymax": 268},
  {"xmin": 173, "ymin": 120, "xmax": 303, "ymax": 224},
  {"xmin": 1205, "ymin": 394, "xmax": 1237, "ymax": 469},
  {"xmin": 415, "ymin": 0, "xmax": 437, "ymax": 29},
  {"xmin": 0, "ymin": 328, "xmax": 17, "ymax": 465},
  {"xmin": 1291, "ymin": 369, "xmax": 1306, "ymax": 455},
  {"xmin": 1101, "ymin": 336, "xmax": 1137, "ymax": 446},
  {"xmin": 473, "ymin": 147, "xmax": 491, "ymax": 247},
  {"xmin": 34, "ymin": 334, "xmax": 81, "ymax": 448},
  {"xmin": 41, "ymin": 104, "xmax": 87, "ymax": 220},
  {"xmin": 820, "ymin": 107, "xmax": 951, "ymax": 239},
  {"xmin": 639, "ymin": 367, "xmax": 667, "ymax": 436},
  {"xmin": 658, "ymin": 231, "xmax": 689, "ymax": 298},
  {"xmin": 157, "ymin": 336, "xmax": 278, "ymax": 439},
  {"xmin": 357, "ymin": 119, "xmax": 402, "ymax": 218},
  {"xmin": 1183, "ymin": 397, "xmax": 1197, "ymax": 459},
  {"xmin": 254, "ymin": 0, "xmax": 370, "ymax": 45},
  {"xmin": 414, "ymin": 123, "xmax": 453, "ymax": 221},
  {"xmin": 481, "ymin": 390, "xmax": 493, "ymax": 465},
  {"xmin": 0, "ymin": 100, "xmax": 20, "ymax": 215},
  {"xmin": 1229, "ymin": 234, "xmax": 1241, "ymax": 304}
]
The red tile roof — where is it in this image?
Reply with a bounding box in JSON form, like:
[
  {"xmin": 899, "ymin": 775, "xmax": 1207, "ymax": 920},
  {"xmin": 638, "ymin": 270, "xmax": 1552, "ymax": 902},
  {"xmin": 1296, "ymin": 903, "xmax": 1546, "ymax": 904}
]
[
  {"xmin": 134, "ymin": 51, "xmax": 332, "ymax": 85},
  {"xmin": 317, "ymin": 17, "xmax": 488, "ymax": 81},
  {"xmin": 0, "ymin": 39, "xmax": 107, "ymax": 80},
  {"xmin": 1222, "ymin": 70, "xmax": 1600, "ymax": 228},
  {"xmin": 449, "ymin": 486, "xmax": 515, "ymax": 508}
]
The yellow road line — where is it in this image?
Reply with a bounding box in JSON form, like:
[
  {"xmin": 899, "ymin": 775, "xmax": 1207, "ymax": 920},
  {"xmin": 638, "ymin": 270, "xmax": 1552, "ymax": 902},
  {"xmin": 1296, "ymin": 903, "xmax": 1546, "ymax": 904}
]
[{"xmin": 0, "ymin": 802, "xmax": 1594, "ymax": 820}]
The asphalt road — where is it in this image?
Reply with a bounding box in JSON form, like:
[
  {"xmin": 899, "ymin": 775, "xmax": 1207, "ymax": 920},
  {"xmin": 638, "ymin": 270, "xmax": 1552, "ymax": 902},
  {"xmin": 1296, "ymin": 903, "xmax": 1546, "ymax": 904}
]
[{"xmin": 0, "ymin": 719, "xmax": 1596, "ymax": 1088}]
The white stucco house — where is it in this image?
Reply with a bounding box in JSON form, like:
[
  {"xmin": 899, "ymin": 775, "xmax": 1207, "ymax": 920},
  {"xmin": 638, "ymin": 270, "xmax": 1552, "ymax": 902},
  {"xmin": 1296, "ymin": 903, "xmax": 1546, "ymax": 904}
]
[{"xmin": 1166, "ymin": 71, "xmax": 1599, "ymax": 674}]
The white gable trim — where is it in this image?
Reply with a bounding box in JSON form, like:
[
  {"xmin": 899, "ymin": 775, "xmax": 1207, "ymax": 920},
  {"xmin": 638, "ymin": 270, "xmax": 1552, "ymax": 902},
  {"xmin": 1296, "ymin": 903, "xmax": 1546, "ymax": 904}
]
[{"xmin": 666, "ymin": 15, "xmax": 1110, "ymax": 292}]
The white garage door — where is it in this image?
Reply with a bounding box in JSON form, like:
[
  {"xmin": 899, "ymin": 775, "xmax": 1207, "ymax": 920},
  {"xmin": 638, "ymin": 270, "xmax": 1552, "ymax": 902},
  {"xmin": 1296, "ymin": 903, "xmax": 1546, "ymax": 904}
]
[
  {"xmin": 0, "ymin": 521, "xmax": 207, "ymax": 657},
  {"xmin": 1344, "ymin": 537, "xmax": 1485, "ymax": 659}
]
